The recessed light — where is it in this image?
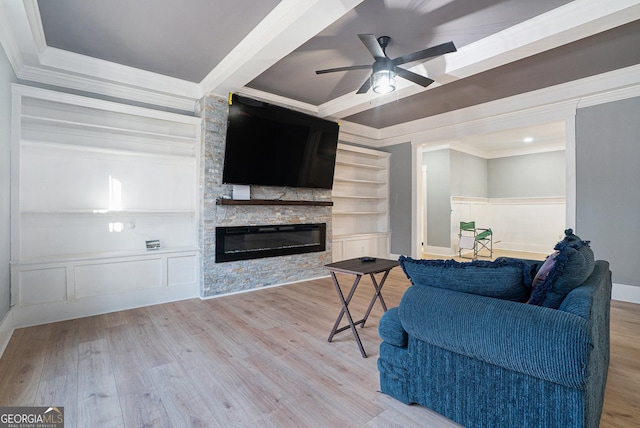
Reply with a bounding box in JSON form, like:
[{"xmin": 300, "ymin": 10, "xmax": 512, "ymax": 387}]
[{"xmin": 523, "ymin": 137, "xmax": 534, "ymax": 143}]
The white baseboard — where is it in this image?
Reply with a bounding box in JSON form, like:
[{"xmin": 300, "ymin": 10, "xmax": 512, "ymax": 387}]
[
  {"xmin": 0, "ymin": 308, "xmax": 15, "ymax": 359},
  {"xmin": 494, "ymin": 242, "xmax": 551, "ymax": 255},
  {"xmin": 423, "ymin": 246, "xmax": 455, "ymax": 257},
  {"xmin": 612, "ymin": 283, "xmax": 640, "ymax": 304}
]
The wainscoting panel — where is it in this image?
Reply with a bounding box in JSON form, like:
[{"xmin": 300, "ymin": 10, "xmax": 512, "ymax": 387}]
[
  {"xmin": 74, "ymin": 258, "xmax": 163, "ymax": 299},
  {"xmin": 451, "ymin": 197, "xmax": 566, "ymax": 254},
  {"xmin": 10, "ymin": 249, "xmax": 199, "ymax": 327},
  {"xmin": 167, "ymin": 255, "xmax": 197, "ymax": 287},
  {"xmin": 18, "ymin": 267, "xmax": 67, "ymax": 306}
]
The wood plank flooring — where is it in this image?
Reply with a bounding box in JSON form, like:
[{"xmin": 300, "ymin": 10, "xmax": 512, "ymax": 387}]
[{"xmin": 0, "ymin": 261, "xmax": 638, "ymax": 427}]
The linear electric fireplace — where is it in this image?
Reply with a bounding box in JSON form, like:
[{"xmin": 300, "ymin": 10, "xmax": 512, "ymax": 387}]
[{"xmin": 215, "ymin": 223, "xmax": 326, "ymax": 263}]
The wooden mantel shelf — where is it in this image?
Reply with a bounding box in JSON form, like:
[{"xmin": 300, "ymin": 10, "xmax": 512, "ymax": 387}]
[{"xmin": 216, "ymin": 198, "xmax": 333, "ymax": 207}]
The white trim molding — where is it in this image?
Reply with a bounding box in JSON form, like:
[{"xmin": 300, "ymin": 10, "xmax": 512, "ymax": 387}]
[{"xmin": 0, "ymin": 308, "xmax": 14, "ymax": 358}]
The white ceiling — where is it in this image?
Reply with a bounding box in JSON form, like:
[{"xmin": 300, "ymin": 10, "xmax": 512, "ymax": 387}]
[
  {"xmin": 446, "ymin": 122, "xmax": 567, "ymax": 159},
  {"xmin": 2, "ymin": 0, "xmax": 640, "ymax": 155}
]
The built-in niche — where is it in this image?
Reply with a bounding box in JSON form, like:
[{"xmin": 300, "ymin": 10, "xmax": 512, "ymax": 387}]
[{"xmin": 421, "ymin": 147, "xmax": 566, "ymax": 256}]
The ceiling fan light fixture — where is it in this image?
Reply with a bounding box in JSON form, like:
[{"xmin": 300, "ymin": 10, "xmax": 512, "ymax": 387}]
[{"xmin": 372, "ymin": 69, "xmax": 396, "ymax": 94}]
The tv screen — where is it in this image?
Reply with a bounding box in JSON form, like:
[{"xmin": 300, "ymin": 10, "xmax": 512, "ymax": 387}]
[{"xmin": 222, "ymin": 94, "xmax": 339, "ymax": 190}]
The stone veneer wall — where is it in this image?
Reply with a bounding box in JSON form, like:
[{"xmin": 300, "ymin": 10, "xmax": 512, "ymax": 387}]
[{"xmin": 196, "ymin": 94, "xmax": 333, "ymax": 297}]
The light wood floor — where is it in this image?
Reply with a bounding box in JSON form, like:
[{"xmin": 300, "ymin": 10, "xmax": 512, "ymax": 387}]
[{"xmin": 0, "ymin": 258, "xmax": 638, "ymax": 427}]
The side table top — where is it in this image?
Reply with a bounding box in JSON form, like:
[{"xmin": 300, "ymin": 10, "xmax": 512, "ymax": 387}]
[{"xmin": 325, "ymin": 257, "xmax": 399, "ymax": 275}]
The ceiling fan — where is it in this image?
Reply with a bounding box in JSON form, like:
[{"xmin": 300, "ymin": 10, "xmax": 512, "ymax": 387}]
[{"xmin": 315, "ymin": 34, "xmax": 456, "ymax": 94}]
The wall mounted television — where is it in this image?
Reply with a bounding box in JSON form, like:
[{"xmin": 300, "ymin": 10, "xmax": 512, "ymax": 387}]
[{"xmin": 222, "ymin": 94, "xmax": 340, "ymax": 190}]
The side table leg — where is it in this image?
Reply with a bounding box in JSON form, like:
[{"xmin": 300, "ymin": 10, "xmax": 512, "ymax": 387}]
[
  {"xmin": 327, "ymin": 272, "xmax": 367, "ymax": 358},
  {"xmin": 361, "ymin": 269, "xmax": 390, "ymax": 328}
]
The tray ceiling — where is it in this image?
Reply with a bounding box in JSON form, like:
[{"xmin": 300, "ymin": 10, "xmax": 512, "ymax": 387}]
[{"xmin": 2, "ymin": 0, "xmax": 639, "ymax": 152}]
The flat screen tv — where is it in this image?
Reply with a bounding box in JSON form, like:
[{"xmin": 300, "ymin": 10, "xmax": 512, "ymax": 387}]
[{"xmin": 222, "ymin": 94, "xmax": 339, "ymax": 190}]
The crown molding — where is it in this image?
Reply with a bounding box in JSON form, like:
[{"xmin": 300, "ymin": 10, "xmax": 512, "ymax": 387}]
[
  {"xmin": 17, "ymin": 63, "xmax": 198, "ymax": 112},
  {"xmin": 23, "ymin": 0, "xmax": 45, "ymax": 53},
  {"xmin": 12, "ymin": 84, "xmax": 201, "ymax": 124},
  {"xmin": 0, "ymin": 0, "xmax": 24, "ymax": 72},
  {"xmin": 577, "ymin": 82, "xmax": 640, "ymax": 109}
]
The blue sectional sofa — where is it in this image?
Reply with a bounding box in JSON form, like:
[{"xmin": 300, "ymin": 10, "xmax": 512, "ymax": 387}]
[{"xmin": 378, "ymin": 230, "xmax": 612, "ymax": 427}]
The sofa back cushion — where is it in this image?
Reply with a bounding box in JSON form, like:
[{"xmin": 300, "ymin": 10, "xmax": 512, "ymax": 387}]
[
  {"xmin": 398, "ymin": 256, "xmax": 532, "ymax": 302},
  {"xmin": 528, "ymin": 229, "xmax": 595, "ymax": 309}
]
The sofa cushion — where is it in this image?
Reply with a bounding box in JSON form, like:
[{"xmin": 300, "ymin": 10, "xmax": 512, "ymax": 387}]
[
  {"xmin": 528, "ymin": 229, "xmax": 595, "ymax": 309},
  {"xmin": 398, "ymin": 256, "xmax": 532, "ymax": 302}
]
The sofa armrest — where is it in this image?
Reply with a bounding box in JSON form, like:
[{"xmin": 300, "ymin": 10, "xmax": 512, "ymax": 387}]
[
  {"xmin": 399, "ymin": 285, "xmax": 592, "ymax": 389},
  {"xmin": 378, "ymin": 307, "xmax": 408, "ymax": 348}
]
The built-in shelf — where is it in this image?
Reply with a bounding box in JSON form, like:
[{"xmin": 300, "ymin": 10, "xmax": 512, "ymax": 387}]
[
  {"xmin": 10, "ymin": 85, "xmax": 201, "ymax": 327},
  {"xmin": 333, "ymin": 177, "xmax": 386, "ymax": 185},
  {"xmin": 216, "ymin": 198, "xmax": 333, "ymax": 207},
  {"xmin": 20, "ymin": 209, "xmax": 195, "ymax": 215},
  {"xmin": 332, "ymin": 144, "xmax": 390, "ymax": 262},
  {"xmin": 333, "ymin": 211, "xmax": 385, "ymax": 215},
  {"xmin": 332, "ymin": 195, "xmax": 385, "ymax": 200},
  {"xmin": 22, "ymin": 115, "xmax": 196, "ymax": 143},
  {"xmin": 336, "ymin": 160, "xmax": 386, "ymax": 170}
]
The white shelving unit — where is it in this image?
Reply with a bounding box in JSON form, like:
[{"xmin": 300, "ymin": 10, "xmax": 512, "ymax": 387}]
[
  {"xmin": 332, "ymin": 143, "xmax": 390, "ymax": 261},
  {"xmin": 10, "ymin": 85, "xmax": 201, "ymax": 326}
]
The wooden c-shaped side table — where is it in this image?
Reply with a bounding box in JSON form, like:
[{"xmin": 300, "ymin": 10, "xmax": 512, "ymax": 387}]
[{"xmin": 325, "ymin": 257, "xmax": 399, "ymax": 358}]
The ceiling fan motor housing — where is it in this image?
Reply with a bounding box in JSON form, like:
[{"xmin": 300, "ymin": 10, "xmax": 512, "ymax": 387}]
[{"xmin": 373, "ymin": 58, "xmax": 395, "ymax": 75}]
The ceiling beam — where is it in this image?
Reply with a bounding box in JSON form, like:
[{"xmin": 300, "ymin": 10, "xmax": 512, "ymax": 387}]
[
  {"xmin": 315, "ymin": 0, "xmax": 640, "ymax": 120},
  {"xmin": 200, "ymin": 0, "xmax": 366, "ymax": 98}
]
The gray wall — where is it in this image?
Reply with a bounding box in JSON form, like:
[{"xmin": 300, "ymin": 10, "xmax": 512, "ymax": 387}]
[
  {"xmin": 380, "ymin": 142, "xmax": 412, "ymax": 255},
  {"xmin": 0, "ymin": 45, "xmax": 16, "ymax": 322},
  {"xmin": 423, "ymin": 149, "xmax": 452, "ymax": 247},
  {"xmin": 451, "ymin": 150, "xmax": 488, "ymax": 197},
  {"xmin": 576, "ymin": 96, "xmax": 640, "ymax": 287},
  {"xmin": 488, "ymin": 151, "xmax": 566, "ymax": 198}
]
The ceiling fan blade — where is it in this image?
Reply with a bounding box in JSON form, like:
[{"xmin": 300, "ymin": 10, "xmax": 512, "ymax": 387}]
[
  {"xmin": 396, "ymin": 67, "xmax": 435, "ymax": 87},
  {"xmin": 392, "ymin": 41, "xmax": 457, "ymax": 66},
  {"xmin": 356, "ymin": 77, "xmax": 372, "ymax": 94},
  {"xmin": 358, "ymin": 34, "xmax": 386, "ymax": 59},
  {"xmin": 315, "ymin": 64, "xmax": 372, "ymax": 74}
]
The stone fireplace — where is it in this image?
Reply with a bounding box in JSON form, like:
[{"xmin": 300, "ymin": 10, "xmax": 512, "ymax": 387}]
[{"xmin": 196, "ymin": 95, "xmax": 332, "ymax": 297}]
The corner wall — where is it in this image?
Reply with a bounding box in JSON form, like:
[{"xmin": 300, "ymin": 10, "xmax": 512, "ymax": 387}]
[
  {"xmin": 576, "ymin": 96, "xmax": 640, "ymax": 289},
  {"xmin": 380, "ymin": 142, "xmax": 411, "ymax": 256},
  {"xmin": 197, "ymin": 95, "xmax": 332, "ymax": 297},
  {"xmin": 0, "ymin": 44, "xmax": 16, "ymax": 334}
]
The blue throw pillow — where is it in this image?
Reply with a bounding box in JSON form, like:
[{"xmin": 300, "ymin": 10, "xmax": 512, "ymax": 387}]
[
  {"xmin": 527, "ymin": 229, "xmax": 595, "ymax": 308},
  {"xmin": 398, "ymin": 256, "xmax": 532, "ymax": 302}
]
